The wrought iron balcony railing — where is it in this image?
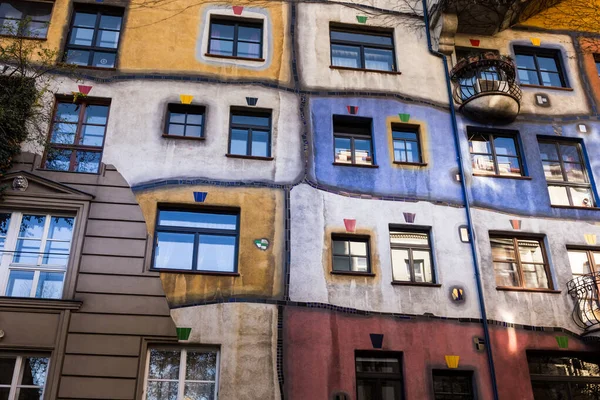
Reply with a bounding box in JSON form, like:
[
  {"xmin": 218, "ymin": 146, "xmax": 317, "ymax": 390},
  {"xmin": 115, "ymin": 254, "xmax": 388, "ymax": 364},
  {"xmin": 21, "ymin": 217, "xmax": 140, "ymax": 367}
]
[
  {"xmin": 567, "ymin": 272, "xmax": 600, "ymax": 333},
  {"xmin": 450, "ymin": 55, "xmax": 522, "ymax": 123}
]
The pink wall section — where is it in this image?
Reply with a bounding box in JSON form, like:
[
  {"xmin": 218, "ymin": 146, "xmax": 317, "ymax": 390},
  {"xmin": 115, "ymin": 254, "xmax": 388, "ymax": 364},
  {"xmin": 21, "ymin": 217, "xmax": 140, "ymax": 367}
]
[{"xmin": 283, "ymin": 307, "xmax": 597, "ymax": 400}]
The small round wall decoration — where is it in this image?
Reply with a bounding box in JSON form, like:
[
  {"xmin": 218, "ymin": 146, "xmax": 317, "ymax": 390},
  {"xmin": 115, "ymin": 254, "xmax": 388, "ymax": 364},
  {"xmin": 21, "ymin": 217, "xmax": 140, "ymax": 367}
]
[{"xmin": 254, "ymin": 238, "xmax": 269, "ymax": 250}]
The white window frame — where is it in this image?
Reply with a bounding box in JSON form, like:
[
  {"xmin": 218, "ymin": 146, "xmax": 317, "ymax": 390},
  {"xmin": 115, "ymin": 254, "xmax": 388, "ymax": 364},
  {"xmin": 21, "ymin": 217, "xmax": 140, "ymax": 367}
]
[
  {"xmin": 0, "ymin": 354, "xmax": 49, "ymax": 400},
  {"xmin": 0, "ymin": 211, "xmax": 75, "ymax": 298},
  {"xmin": 142, "ymin": 347, "xmax": 220, "ymax": 400}
]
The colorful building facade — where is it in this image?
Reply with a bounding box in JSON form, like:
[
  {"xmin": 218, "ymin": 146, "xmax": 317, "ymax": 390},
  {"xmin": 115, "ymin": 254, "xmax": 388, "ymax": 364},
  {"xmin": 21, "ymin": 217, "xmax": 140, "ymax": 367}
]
[{"xmin": 1, "ymin": 0, "xmax": 600, "ymax": 399}]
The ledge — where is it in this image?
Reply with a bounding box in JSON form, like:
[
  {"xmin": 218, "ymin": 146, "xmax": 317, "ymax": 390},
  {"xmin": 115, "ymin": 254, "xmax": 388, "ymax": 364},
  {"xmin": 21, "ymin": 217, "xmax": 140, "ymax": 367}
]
[
  {"xmin": 204, "ymin": 53, "xmax": 265, "ymax": 62},
  {"xmin": 391, "ymin": 281, "xmax": 442, "ymax": 287},
  {"xmin": 36, "ymin": 168, "xmax": 100, "ymax": 176},
  {"xmin": 0, "ymin": 34, "xmax": 47, "ymax": 41},
  {"xmin": 226, "ymin": 154, "xmax": 274, "ymax": 161},
  {"xmin": 520, "ymin": 84, "xmax": 574, "ymax": 92},
  {"xmin": 329, "ymin": 65, "xmax": 402, "ymax": 75},
  {"xmin": 472, "ymin": 173, "xmax": 532, "ymax": 180},
  {"xmin": 0, "ymin": 297, "xmax": 82, "ymax": 311},
  {"xmin": 150, "ymin": 268, "xmax": 240, "ymax": 276},
  {"xmin": 551, "ymin": 205, "xmax": 600, "ymax": 211},
  {"xmin": 393, "ymin": 161, "xmax": 428, "ymax": 167},
  {"xmin": 496, "ymin": 287, "xmax": 561, "ymax": 294},
  {"xmin": 57, "ymin": 63, "xmax": 117, "ymax": 72},
  {"xmin": 162, "ymin": 134, "xmax": 206, "ymax": 141},
  {"xmin": 330, "ymin": 271, "xmax": 375, "ymax": 277},
  {"xmin": 332, "ymin": 162, "xmax": 379, "ymax": 169}
]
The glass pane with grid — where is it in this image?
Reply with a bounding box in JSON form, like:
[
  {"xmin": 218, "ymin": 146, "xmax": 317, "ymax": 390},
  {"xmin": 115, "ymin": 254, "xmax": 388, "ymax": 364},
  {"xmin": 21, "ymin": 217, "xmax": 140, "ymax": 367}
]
[
  {"xmin": 330, "ymin": 29, "xmax": 395, "ymax": 71},
  {"xmin": 0, "ymin": 0, "xmax": 52, "ymax": 38},
  {"xmin": 433, "ymin": 372, "xmax": 474, "ymax": 400},
  {"xmin": 0, "ymin": 355, "xmax": 49, "ymax": 400},
  {"xmin": 390, "ymin": 231, "xmax": 433, "ymax": 283},
  {"xmin": 491, "ymin": 236, "xmax": 550, "ymax": 289},
  {"xmin": 332, "ymin": 237, "xmax": 369, "ymax": 272},
  {"xmin": 66, "ymin": 10, "xmax": 122, "ymax": 68}
]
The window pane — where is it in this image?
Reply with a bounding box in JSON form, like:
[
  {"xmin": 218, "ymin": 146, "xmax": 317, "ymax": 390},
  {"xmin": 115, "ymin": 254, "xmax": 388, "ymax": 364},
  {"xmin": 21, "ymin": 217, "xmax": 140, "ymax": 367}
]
[
  {"xmin": 356, "ymin": 357, "xmax": 401, "ymax": 373},
  {"xmin": 331, "ymin": 44, "xmax": 360, "ymax": 68},
  {"xmin": 357, "ymin": 379, "xmax": 376, "ymax": 400},
  {"xmin": 381, "ymin": 380, "xmax": 402, "ymax": 400},
  {"xmin": 494, "ymin": 137, "xmax": 518, "ymax": 156},
  {"xmin": 0, "ymin": 2, "xmax": 22, "ymax": 19},
  {"xmin": 35, "ymin": 272, "xmax": 65, "ymax": 299},
  {"xmin": 65, "ymin": 49, "xmax": 90, "ymax": 66},
  {"xmin": 497, "ymin": 156, "xmax": 521, "ymax": 176},
  {"xmin": 19, "ymin": 214, "xmax": 45, "ymax": 238},
  {"xmin": 85, "ymin": 105, "xmax": 109, "ymax": 125},
  {"xmin": 391, "ymin": 248, "xmax": 411, "ymax": 281},
  {"xmin": 331, "ymin": 30, "xmax": 393, "ymax": 46},
  {"xmin": 539, "ymin": 143, "xmax": 559, "ymax": 161},
  {"xmin": 364, "ymin": 47, "xmax": 394, "ymax": 71},
  {"xmin": 405, "ymin": 141, "xmax": 420, "ymax": 163},
  {"xmin": 96, "ymin": 29, "xmax": 120, "ymax": 48},
  {"xmin": 393, "ymin": 140, "xmax": 406, "ymax": 162},
  {"xmin": 237, "ymin": 41, "xmax": 261, "ymax": 58},
  {"xmin": 148, "ymin": 350, "xmax": 180, "ymax": 380},
  {"xmin": 209, "ymin": 39, "xmax": 234, "ymax": 55},
  {"xmin": 91, "ymin": 52, "xmax": 116, "ymax": 68},
  {"xmin": 542, "ymin": 161, "xmax": 563, "ymax": 181},
  {"xmin": 55, "ymin": 103, "xmax": 80, "ymax": 123},
  {"xmin": 518, "ymin": 69, "xmax": 540, "ymax": 85},
  {"xmin": 413, "ymin": 250, "xmax": 433, "ymax": 283},
  {"xmin": 469, "ymin": 134, "xmax": 491, "ymax": 154},
  {"xmin": 21, "ymin": 357, "xmax": 49, "ymax": 386},
  {"xmin": 251, "ymin": 130, "xmax": 269, "ymax": 157},
  {"xmin": 0, "ymin": 357, "xmax": 16, "ymax": 384},
  {"xmin": 522, "ymin": 263, "xmax": 549, "ymax": 289},
  {"xmin": 517, "ymin": 239, "xmax": 544, "ymax": 263},
  {"xmin": 187, "ymin": 113, "xmax": 203, "ymax": 125},
  {"xmin": 154, "ymin": 232, "xmax": 194, "ymax": 270},
  {"xmin": 76, "ymin": 151, "xmax": 101, "ymax": 173},
  {"xmin": 185, "ymin": 125, "xmax": 203, "ymax": 138},
  {"xmin": 491, "ymin": 237, "xmax": 515, "ymax": 261},
  {"xmin": 158, "ymin": 211, "xmax": 238, "ymax": 230},
  {"xmin": 238, "ymin": 25, "xmax": 261, "ymax": 42},
  {"xmin": 169, "ymin": 112, "xmax": 186, "ymax": 124},
  {"xmin": 538, "ymin": 56, "xmax": 559, "ymax": 72},
  {"xmin": 0, "ymin": 387, "xmax": 9, "ymax": 399},
  {"xmin": 390, "ymin": 232, "xmax": 428, "ymax": 246},
  {"xmin": 494, "ymin": 262, "xmax": 519, "ymax": 287},
  {"xmin": 472, "ymin": 154, "xmax": 495, "ymax": 175},
  {"xmin": 333, "ymin": 240, "xmax": 349, "ymax": 255},
  {"xmin": 333, "ymin": 256, "xmax": 350, "ymax": 271},
  {"xmin": 99, "ymin": 15, "xmax": 122, "ymax": 30},
  {"xmin": 168, "ymin": 124, "xmax": 185, "ymax": 136},
  {"xmin": 349, "ymin": 241, "xmax": 367, "ymax": 256},
  {"xmin": 570, "ymin": 251, "xmax": 592, "ymax": 275},
  {"xmin": 393, "ymin": 131, "xmax": 417, "ymax": 141},
  {"xmin": 570, "ymin": 187, "xmax": 594, "ymax": 208},
  {"xmin": 334, "ymin": 137, "xmax": 352, "ymax": 164},
  {"xmin": 43, "ymin": 241, "xmax": 71, "ymax": 265},
  {"xmin": 564, "ymin": 162, "xmax": 586, "ymax": 183},
  {"xmin": 548, "ymin": 185, "xmax": 570, "ymax": 206},
  {"xmin": 561, "ymin": 143, "xmax": 581, "ymax": 162},
  {"xmin": 186, "ymin": 351, "xmax": 217, "ymax": 381},
  {"xmin": 45, "ymin": 149, "xmax": 72, "ymax": 171},
  {"xmin": 51, "ymin": 123, "xmax": 77, "ymax": 145},
  {"xmin": 231, "ymin": 114, "xmax": 270, "ymax": 127},
  {"xmin": 81, "ymin": 125, "xmax": 106, "ymax": 147},
  {"xmin": 146, "ymin": 381, "xmax": 178, "ymax": 400},
  {"xmin": 515, "ymin": 54, "xmax": 536, "ymax": 69},
  {"xmin": 540, "ymin": 71, "xmax": 563, "ymax": 87},
  {"xmin": 197, "ymin": 235, "xmax": 236, "ymax": 272},
  {"xmin": 230, "ymin": 129, "xmax": 249, "ymax": 155},
  {"xmin": 210, "ymin": 23, "xmax": 234, "ymax": 39},
  {"xmin": 6, "ymin": 270, "xmax": 34, "ymax": 297},
  {"xmin": 354, "ymin": 139, "xmax": 373, "ymax": 165},
  {"xmin": 531, "ymin": 382, "xmax": 569, "ymax": 400},
  {"xmin": 183, "ymin": 383, "xmax": 215, "ymax": 400},
  {"xmin": 73, "ymin": 12, "xmax": 96, "ymax": 28},
  {"xmin": 0, "ymin": 18, "xmax": 18, "ymax": 35},
  {"xmin": 16, "ymin": 388, "xmax": 44, "ymax": 400},
  {"xmin": 351, "ymin": 256, "xmax": 368, "ymax": 272},
  {"xmin": 70, "ymin": 27, "xmax": 94, "ymax": 46}
]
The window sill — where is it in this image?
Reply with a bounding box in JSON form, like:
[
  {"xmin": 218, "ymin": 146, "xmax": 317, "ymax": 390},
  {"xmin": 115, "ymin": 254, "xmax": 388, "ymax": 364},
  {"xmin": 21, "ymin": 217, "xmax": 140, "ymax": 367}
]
[
  {"xmin": 162, "ymin": 134, "xmax": 206, "ymax": 141},
  {"xmin": 332, "ymin": 162, "xmax": 379, "ymax": 169},
  {"xmin": 496, "ymin": 287, "xmax": 561, "ymax": 294},
  {"xmin": 330, "ymin": 271, "xmax": 375, "ymax": 277},
  {"xmin": 393, "ymin": 161, "xmax": 427, "ymax": 167},
  {"xmin": 226, "ymin": 154, "xmax": 274, "ymax": 161},
  {"xmin": 329, "ymin": 66, "xmax": 402, "ymax": 75},
  {"xmin": 150, "ymin": 268, "xmax": 240, "ymax": 276},
  {"xmin": 204, "ymin": 53, "xmax": 265, "ymax": 62},
  {"xmin": 472, "ymin": 173, "xmax": 532, "ymax": 180},
  {"xmin": 551, "ymin": 205, "xmax": 600, "ymax": 211},
  {"xmin": 0, "ymin": 34, "xmax": 47, "ymax": 41},
  {"xmin": 0, "ymin": 297, "xmax": 82, "ymax": 311},
  {"xmin": 57, "ymin": 62, "xmax": 117, "ymax": 72},
  {"xmin": 520, "ymin": 84, "xmax": 573, "ymax": 92},
  {"xmin": 36, "ymin": 168, "xmax": 101, "ymax": 176},
  {"xmin": 391, "ymin": 281, "xmax": 442, "ymax": 287}
]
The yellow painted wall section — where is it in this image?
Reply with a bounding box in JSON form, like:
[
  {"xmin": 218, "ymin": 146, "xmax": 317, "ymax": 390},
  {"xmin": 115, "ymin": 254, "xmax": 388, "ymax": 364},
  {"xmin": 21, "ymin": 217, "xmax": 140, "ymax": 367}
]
[
  {"xmin": 136, "ymin": 185, "xmax": 285, "ymax": 307},
  {"xmin": 120, "ymin": 0, "xmax": 292, "ymax": 83},
  {"xmin": 520, "ymin": 0, "xmax": 600, "ymax": 33}
]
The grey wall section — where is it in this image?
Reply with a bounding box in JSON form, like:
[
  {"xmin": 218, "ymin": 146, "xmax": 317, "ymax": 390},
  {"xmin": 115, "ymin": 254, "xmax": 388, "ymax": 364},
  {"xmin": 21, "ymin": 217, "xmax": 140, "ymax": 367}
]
[{"xmin": 5, "ymin": 154, "xmax": 177, "ymax": 400}]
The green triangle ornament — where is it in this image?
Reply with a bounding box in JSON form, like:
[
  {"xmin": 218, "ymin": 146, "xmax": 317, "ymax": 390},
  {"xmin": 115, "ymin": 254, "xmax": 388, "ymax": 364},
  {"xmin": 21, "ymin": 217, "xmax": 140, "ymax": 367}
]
[{"xmin": 177, "ymin": 327, "xmax": 192, "ymax": 341}]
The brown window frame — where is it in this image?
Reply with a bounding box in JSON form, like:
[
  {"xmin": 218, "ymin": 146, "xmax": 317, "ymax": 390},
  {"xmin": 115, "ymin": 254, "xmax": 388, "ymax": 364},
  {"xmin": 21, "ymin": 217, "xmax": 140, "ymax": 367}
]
[
  {"xmin": 490, "ymin": 234, "xmax": 553, "ymax": 291},
  {"xmin": 468, "ymin": 128, "xmax": 525, "ymax": 178},
  {"xmin": 43, "ymin": 97, "xmax": 111, "ymax": 174}
]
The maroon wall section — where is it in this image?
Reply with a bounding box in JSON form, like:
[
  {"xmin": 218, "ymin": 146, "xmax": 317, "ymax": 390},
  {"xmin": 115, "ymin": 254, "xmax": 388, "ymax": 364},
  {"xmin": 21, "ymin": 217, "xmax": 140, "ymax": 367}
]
[{"xmin": 284, "ymin": 307, "xmax": 597, "ymax": 400}]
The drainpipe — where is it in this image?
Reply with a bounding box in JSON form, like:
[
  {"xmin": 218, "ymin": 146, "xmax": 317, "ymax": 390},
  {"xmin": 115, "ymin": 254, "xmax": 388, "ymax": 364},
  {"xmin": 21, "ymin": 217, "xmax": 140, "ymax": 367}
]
[{"xmin": 421, "ymin": 1, "xmax": 499, "ymax": 399}]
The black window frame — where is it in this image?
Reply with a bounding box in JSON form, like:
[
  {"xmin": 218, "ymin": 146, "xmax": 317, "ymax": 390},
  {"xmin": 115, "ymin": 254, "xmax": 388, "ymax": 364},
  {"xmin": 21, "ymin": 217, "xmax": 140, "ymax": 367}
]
[
  {"xmin": 151, "ymin": 206, "xmax": 241, "ymax": 274},
  {"xmin": 391, "ymin": 124, "xmax": 423, "ymax": 165},
  {"xmin": 331, "ymin": 234, "xmax": 372, "ymax": 275},
  {"xmin": 333, "ymin": 115, "xmax": 375, "ymax": 166},
  {"xmin": 432, "ymin": 370, "xmax": 476, "ymax": 400},
  {"xmin": 537, "ymin": 138, "xmax": 595, "ymax": 208},
  {"xmin": 527, "ymin": 351, "xmax": 600, "ymax": 400},
  {"xmin": 467, "ymin": 128, "xmax": 525, "ymax": 178},
  {"xmin": 164, "ymin": 104, "xmax": 206, "ymax": 139},
  {"xmin": 514, "ymin": 46, "xmax": 568, "ymax": 88},
  {"xmin": 355, "ymin": 350, "xmax": 404, "ymax": 400},
  {"xmin": 227, "ymin": 107, "xmax": 273, "ymax": 159},
  {"xmin": 389, "ymin": 227, "xmax": 436, "ymax": 284},
  {"xmin": 64, "ymin": 5, "xmax": 124, "ymax": 69},
  {"xmin": 207, "ymin": 16, "xmax": 264, "ymax": 60},
  {"xmin": 329, "ymin": 25, "xmax": 396, "ymax": 72},
  {"xmin": 0, "ymin": 0, "xmax": 54, "ymax": 38}
]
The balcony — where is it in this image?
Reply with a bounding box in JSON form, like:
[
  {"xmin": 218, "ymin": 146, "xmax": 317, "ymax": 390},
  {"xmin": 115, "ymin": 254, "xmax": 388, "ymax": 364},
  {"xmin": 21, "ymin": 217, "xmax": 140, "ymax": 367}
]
[
  {"xmin": 567, "ymin": 272, "xmax": 600, "ymax": 337},
  {"xmin": 450, "ymin": 53, "xmax": 522, "ymax": 124}
]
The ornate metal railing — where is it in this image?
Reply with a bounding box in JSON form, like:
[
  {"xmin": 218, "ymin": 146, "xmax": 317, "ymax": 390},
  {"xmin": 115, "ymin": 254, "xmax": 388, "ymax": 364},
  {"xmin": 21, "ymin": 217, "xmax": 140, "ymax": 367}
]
[
  {"xmin": 450, "ymin": 57, "xmax": 522, "ymax": 107},
  {"xmin": 567, "ymin": 272, "xmax": 600, "ymax": 332}
]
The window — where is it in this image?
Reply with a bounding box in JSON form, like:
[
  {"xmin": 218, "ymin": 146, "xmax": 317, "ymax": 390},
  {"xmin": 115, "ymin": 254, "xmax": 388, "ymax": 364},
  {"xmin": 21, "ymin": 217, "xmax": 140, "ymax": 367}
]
[
  {"xmin": 333, "ymin": 116, "xmax": 374, "ymax": 166},
  {"xmin": 567, "ymin": 248, "xmax": 600, "ymax": 326},
  {"xmin": 0, "ymin": 354, "xmax": 49, "ymax": 399},
  {"xmin": 392, "ymin": 126, "xmax": 422, "ymax": 164},
  {"xmin": 144, "ymin": 348, "xmax": 219, "ymax": 400},
  {"xmin": 208, "ymin": 18, "xmax": 263, "ymax": 59},
  {"xmin": 514, "ymin": 47, "xmax": 567, "ymax": 88},
  {"xmin": 0, "ymin": 212, "xmax": 74, "ymax": 299},
  {"xmin": 152, "ymin": 209, "xmax": 239, "ymax": 273},
  {"xmin": 332, "ymin": 235, "xmax": 370, "ymax": 273},
  {"xmin": 44, "ymin": 99, "xmax": 110, "ymax": 173},
  {"xmin": 490, "ymin": 235, "xmax": 551, "ymax": 289},
  {"xmin": 165, "ymin": 104, "xmax": 205, "ymax": 139},
  {"xmin": 330, "ymin": 27, "xmax": 396, "ymax": 72},
  {"xmin": 228, "ymin": 109, "xmax": 272, "ymax": 158},
  {"xmin": 595, "ymin": 54, "xmax": 600, "ymax": 78},
  {"xmin": 432, "ymin": 370, "xmax": 475, "ymax": 400},
  {"xmin": 455, "ymin": 48, "xmax": 501, "ymax": 100},
  {"xmin": 568, "ymin": 249, "xmax": 600, "ymax": 279},
  {"xmin": 64, "ymin": 8, "xmax": 123, "ymax": 68},
  {"xmin": 355, "ymin": 351, "xmax": 403, "ymax": 400},
  {"xmin": 538, "ymin": 140, "xmax": 594, "ymax": 207},
  {"xmin": 468, "ymin": 130, "xmax": 523, "ymax": 177},
  {"xmin": 0, "ymin": 0, "xmax": 52, "ymax": 38},
  {"xmin": 527, "ymin": 352, "xmax": 600, "ymax": 400},
  {"xmin": 390, "ymin": 229, "xmax": 434, "ymax": 283}
]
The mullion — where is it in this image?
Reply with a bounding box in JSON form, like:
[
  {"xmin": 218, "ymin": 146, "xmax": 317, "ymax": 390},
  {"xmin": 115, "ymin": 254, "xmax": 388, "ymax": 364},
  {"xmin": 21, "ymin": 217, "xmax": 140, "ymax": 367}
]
[
  {"xmin": 489, "ymin": 134, "xmax": 500, "ymax": 174},
  {"xmin": 88, "ymin": 12, "xmax": 102, "ymax": 66},
  {"xmin": 556, "ymin": 143, "xmax": 576, "ymax": 205},
  {"xmin": 191, "ymin": 233, "xmax": 199, "ymax": 271},
  {"xmin": 247, "ymin": 128, "xmax": 253, "ymax": 156},
  {"xmin": 408, "ymin": 248, "xmax": 415, "ymax": 282},
  {"xmin": 532, "ymin": 53, "xmax": 544, "ymax": 86},
  {"xmin": 512, "ymin": 238, "xmax": 525, "ymax": 287},
  {"xmin": 360, "ymin": 45, "xmax": 366, "ymax": 69},
  {"xmin": 232, "ymin": 23, "xmax": 239, "ymax": 57},
  {"xmin": 350, "ymin": 137, "xmax": 356, "ymax": 164}
]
